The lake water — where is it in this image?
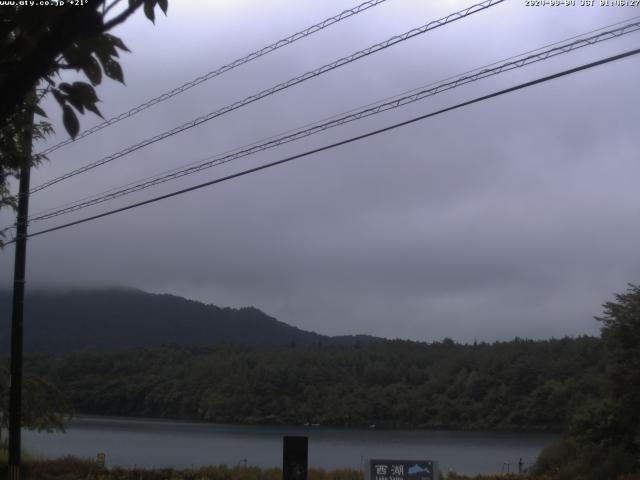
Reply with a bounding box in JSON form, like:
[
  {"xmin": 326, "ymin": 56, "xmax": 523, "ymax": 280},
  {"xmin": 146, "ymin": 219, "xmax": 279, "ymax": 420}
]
[{"xmin": 23, "ymin": 416, "xmax": 557, "ymax": 475}]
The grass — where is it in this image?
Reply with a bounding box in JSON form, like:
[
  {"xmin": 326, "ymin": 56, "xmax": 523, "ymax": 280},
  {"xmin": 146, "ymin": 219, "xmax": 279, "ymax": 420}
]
[
  {"xmin": 2, "ymin": 456, "xmax": 639, "ymax": 480},
  {"xmin": 0, "ymin": 456, "xmax": 523, "ymax": 480}
]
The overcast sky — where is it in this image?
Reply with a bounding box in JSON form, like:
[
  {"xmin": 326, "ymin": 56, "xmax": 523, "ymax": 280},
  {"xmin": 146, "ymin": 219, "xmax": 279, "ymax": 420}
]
[{"xmin": 1, "ymin": 0, "xmax": 639, "ymax": 342}]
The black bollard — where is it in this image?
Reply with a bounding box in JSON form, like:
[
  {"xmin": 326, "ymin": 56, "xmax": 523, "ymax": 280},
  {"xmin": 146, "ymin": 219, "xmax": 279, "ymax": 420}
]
[{"xmin": 283, "ymin": 436, "xmax": 308, "ymax": 480}]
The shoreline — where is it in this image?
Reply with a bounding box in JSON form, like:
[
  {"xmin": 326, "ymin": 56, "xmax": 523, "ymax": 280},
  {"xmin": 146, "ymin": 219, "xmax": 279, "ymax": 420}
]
[{"xmin": 66, "ymin": 413, "xmax": 563, "ymax": 435}]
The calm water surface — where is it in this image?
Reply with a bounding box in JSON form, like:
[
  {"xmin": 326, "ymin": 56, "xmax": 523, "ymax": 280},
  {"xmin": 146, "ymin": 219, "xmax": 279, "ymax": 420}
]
[{"xmin": 24, "ymin": 416, "xmax": 557, "ymax": 475}]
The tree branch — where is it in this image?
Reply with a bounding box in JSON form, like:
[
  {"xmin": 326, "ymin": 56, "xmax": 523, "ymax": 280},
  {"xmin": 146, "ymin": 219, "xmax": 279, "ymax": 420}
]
[
  {"xmin": 102, "ymin": 0, "xmax": 143, "ymax": 31},
  {"xmin": 55, "ymin": 62, "xmax": 75, "ymax": 70},
  {"xmin": 103, "ymin": 0, "xmax": 122, "ymax": 16},
  {"xmin": 0, "ymin": 6, "xmax": 103, "ymax": 127}
]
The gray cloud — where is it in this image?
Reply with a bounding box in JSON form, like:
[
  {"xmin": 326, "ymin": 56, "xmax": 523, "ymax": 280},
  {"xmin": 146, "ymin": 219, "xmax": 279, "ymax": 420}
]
[{"xmin": 2, "ymin": 0, "xmax": 639, "ymax": 342}]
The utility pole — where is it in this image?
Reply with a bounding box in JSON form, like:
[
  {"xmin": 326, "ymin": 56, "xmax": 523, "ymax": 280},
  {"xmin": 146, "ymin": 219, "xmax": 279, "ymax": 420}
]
[{"xmin": 7, "ymin": 107, "xmax": 34, "ymax": 480}]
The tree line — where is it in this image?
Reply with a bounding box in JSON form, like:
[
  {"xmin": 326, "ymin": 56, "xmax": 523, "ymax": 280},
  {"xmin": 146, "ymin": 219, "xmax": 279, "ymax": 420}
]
[{"xmin": 18, "ymin": 336, "xmax": 604, "ymax": 431}]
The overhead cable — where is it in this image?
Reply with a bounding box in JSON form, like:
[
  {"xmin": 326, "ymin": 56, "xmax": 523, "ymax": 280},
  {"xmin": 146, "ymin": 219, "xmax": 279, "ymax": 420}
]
[
  {"xmin": 7, "ymin": 46, "xmax": 638, "ymax": 244},
  {"xmin": 29, "ymin": 0, "xmax": 505, "ymax": 194},
  {"xmin": 37, "ymin": 0, "xmax": 391, "ymax": 157},
  {"xmin": 26, "ymin": 20, "xmax": 640, "ymax": 223}
]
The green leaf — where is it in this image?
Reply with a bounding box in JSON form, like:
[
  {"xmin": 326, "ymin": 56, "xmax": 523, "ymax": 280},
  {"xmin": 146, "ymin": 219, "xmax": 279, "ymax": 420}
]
[
  {"xmin": 96, "ymin": 35, "xmax": 118, "ymax": 57},
  {"xmin": 71, "ymin": 82, "xmax": 99, "ymax": 104},
  {"xmin": 62, "ymin": 44, "xmax": 84, "ymax": 68},
  {"xmin": 82, "ymin": 55, "xmax": 102, "ymax": 86},
  {"xmin": 157, "ymin": 0, "xmax": 168, "ymax": 14},
  {"xmin": 52, "ymin": 89, "xmax": 65, "ymax": 107},
  {"xmin": 58, "ymin": 82, "xmax": 73, "ymax": 95},
  {"xmin": 33, "ymin": 105, "xmax": 47, "ymax": 118},
  {"xmin": 103, "ymin": 58, "xmax": 124, "ymax": 84},
  {"xmin": 62, "ymin": 104, "xmax": 80, "ymax": 138},
  {"xmin": 93, "ymin": 48, "xmax": 112, "ymax": 68},
  {"xmin": 85, "ymin": 102, "xmax": 103, "ymax": 119},
  {"xmin": 65, "ymin": 96, "xmax": 85, "ymax": 115},
  {"xmin": 143, "ymin": 0, "xmax": 155, "ymax": 23},
  {"xmin": 104, "ymin": 34, "xmax": 130, "ymax": 53},
  {"xmin": 91, "ymin": 35, "xmax": 119, "ymax": 65},
  {"xmin": 69, "ymin": 82, "xmax": 103, "ymax": 118},
  {"xmin": 63, "ymin": 41, "xmax": 99, "ymax": 74}
]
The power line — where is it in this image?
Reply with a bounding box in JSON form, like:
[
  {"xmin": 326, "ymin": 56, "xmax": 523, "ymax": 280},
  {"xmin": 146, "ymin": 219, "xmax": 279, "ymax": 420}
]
[
  {"xmin": 37, "ymin": 0, "xmax": 391, "ymax": 157},
  {"xmin": 23, "ymin": 14, "xmax": 640, "ymax": 223},
  {"xmin": 26, "ymin": 20, "xmax": 640, "ymax": 223},
  {"xmin": 29, "ymin": 0, "xmax": 505, "ymax": 195},
  {"xmin": 8, "ymin": 47, "xmax": 639, "ymax": 244}
]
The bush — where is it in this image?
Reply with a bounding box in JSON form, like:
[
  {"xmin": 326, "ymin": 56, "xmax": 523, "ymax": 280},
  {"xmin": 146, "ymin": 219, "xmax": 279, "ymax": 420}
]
[
  {"xmin": 24, "ymin": 456, "xmax": 100, "ymax": 480},
  {"xmin": 531, "ymin": 437, "xmax": 637, "ymax": 480}
]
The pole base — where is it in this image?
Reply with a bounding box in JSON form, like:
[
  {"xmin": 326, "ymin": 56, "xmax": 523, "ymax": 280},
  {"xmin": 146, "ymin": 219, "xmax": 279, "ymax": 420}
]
[{"xmin": 8, "ymin": 464, "xmax": 21, "ymax": 480}]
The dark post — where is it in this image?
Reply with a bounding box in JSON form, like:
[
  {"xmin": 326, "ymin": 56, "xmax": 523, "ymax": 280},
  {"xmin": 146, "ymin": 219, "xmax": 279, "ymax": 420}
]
[
  {"xmin": 7, "ymin": 108, "xmax": 33, "ymax": 480},
  {"xmin": 283, "ymin": 436, "xmax": 308, "ymax": 480}
]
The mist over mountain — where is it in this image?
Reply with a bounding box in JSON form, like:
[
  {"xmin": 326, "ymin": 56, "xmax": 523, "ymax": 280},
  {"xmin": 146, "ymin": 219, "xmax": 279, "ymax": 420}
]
[{"xmin": 0, "ymin": 288, "xmax": 378, "ymax": 353}]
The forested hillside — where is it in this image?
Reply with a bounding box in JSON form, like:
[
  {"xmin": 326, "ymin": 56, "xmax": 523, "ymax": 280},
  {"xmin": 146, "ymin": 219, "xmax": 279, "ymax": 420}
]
[
  {"xmin": 0, "ymin": 288, "xmax": 376, "ymax": 352},
  {"xmin": 23, "ymin": 337, "xmax": 603, "ymax": 430}
]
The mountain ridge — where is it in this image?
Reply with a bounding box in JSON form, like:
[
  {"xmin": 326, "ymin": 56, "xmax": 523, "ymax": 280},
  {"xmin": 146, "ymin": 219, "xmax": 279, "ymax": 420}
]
[{"xmin": 0, "ymin": 287, "xmax": 380, "ymax": 353}]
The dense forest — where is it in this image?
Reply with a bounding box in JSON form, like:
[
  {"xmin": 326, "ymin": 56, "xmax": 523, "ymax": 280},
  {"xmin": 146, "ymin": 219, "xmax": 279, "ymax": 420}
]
[{"xmin": 21, "ymin": 336, "xmax": 603, "ymax": 431}]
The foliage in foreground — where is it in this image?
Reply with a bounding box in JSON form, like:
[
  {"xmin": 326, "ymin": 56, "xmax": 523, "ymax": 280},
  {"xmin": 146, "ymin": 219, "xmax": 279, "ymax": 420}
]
[
  {"xmin": 532, "ymin": 284, "xmax": 640, "ymax": 479},
  {"xmin": 0, "ymin": 456, "xmax": 533, "ymax": 480},
  {"xmin": 2, "ymin": 456, "xmax": 640, "ymax": 480},
  {"xmin": 0, "ymin": 364, "xmax": 72, "ymax": 440},
  {"xmin": 0, "ymin": 0, "xmax": 169, "ymax": 247},
  {"xmin": 1, "ymin": 457, "xmax": 356, "ymax": 480}
]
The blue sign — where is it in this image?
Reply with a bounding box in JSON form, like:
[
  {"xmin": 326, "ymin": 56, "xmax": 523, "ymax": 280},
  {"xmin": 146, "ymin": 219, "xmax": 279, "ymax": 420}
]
[{"xmin": 369, "ymin": 459, "xmax": 437, "ymax": 480}]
